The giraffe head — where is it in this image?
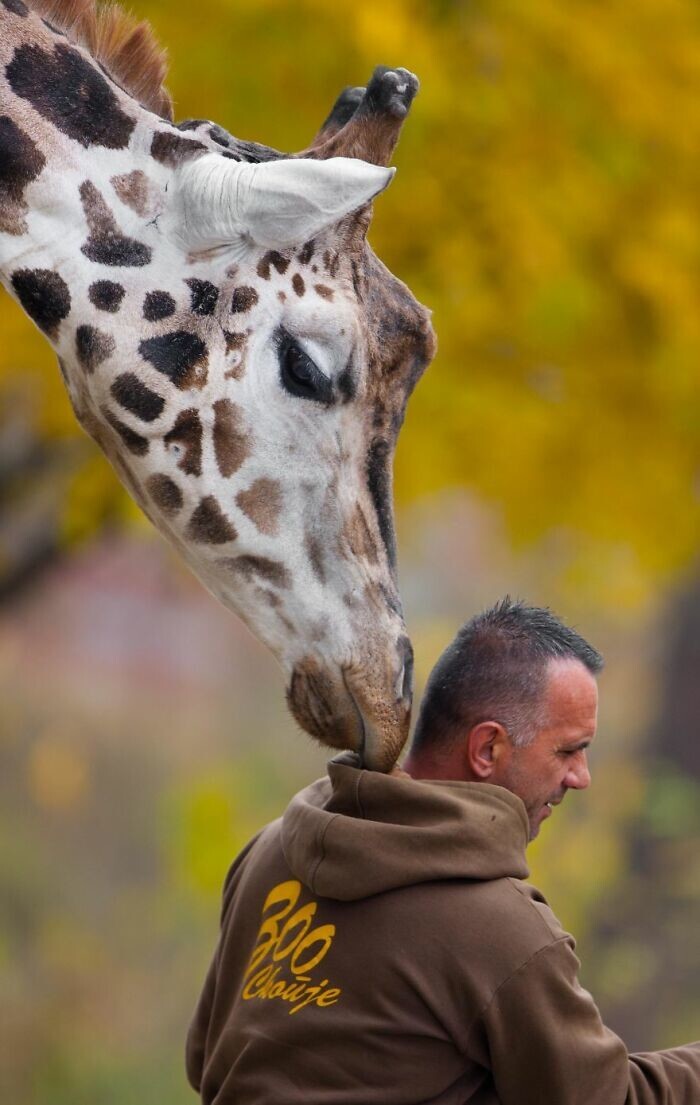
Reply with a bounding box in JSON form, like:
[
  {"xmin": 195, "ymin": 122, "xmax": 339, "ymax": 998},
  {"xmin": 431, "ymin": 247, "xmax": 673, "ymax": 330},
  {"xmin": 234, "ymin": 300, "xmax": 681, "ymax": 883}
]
[{"xmin": 0, "ymin": 1, "xmax": 436, "ymax": 770}]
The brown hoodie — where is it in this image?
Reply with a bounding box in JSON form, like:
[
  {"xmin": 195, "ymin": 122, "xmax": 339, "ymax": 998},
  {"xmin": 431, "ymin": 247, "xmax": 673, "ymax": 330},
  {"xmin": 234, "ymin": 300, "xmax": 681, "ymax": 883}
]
[{"xmin": 186, "ymin": 756, "xmax": 700, "ymax": 1104}]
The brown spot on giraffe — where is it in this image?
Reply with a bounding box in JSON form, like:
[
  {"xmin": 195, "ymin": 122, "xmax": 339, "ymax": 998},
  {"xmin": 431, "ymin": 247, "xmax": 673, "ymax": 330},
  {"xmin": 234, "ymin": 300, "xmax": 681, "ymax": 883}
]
[
  {"xmin": 110, "ymin": 169, "xmax": 155, "ymax": 217},
  {"xmin": 164, "ymin": 409, "xmax": 202, "ymax": 476},
  {"xmin": 7, "ymin": 40, "xmax": 137, "ymax": 149},
  {"xmin": 224, "ymin": 331, "xmax": 247, "ymax": 354},
  {"xmin": 75, "ymin": 324, "xmax": 115, "ymax": 373},
  {"xmin": 79, "ymin": 180, "xmax": 151, "ymax": 266},
  {"xmin": 323, "ymin": 250, "xmax": 340, "ymax": 278},
  {"xmin": 139, "ymin": 331, "xmax": 209, "ymax": 389},
  {"xmin": 146, "ymin": 473, "xmax": 183, "ymax": 516},
  {"xmin": 305, "ymin": 531, "xmax": 326, "ymax": 583},
  {"xmin": 88, "ymin": 280, "xmax": 125, "ymax": 313},
  {"xmin": 186, "ymin": 278, "xmax": 218, "ymax": 316},
  {"xmin": 235, "ymin": 478, "xmax": 282, "ymax": 536},
  {"xmin": 150, "ymin": 130, "xmax": 206, "ymax": 166},
  {"xmin": 10, "ymin": 267, "xmax": 70, "ymax": 338},
  {"xmin": 231, "ymin": 286, "xmax": 259, "ymax": 313},
  {"xmin": 187, "ymin": 496, "xmax": 236, "ymax": 544},
  {"xmin": 0, "ymin": 204, "xmax": 26, "ymax": 235},
  {"xmin": 223, "ymin": 331, "xmax": 248, "ymax": 379},
  {"xmin": 143, "ymin": 289, "xmax": 175, "ymax": 320},
  {"xmin": 292, "ymin": 273, "xmax": 305, "ymax": 297},
  {"xmin": 221, "ymin": 555, "xmax": 291, "ymax": 589},
  {"xmin": 342, "ymin": 502, "xmax": 379, "ymax": 564},
  {"xmin": 256, "ymin": 251, "xmax": 289, "ymax": 280},
  {"xmin": 111, "ymin": 373, "xmax": 164, "ymax": 422},
  {"xmin": 213, "ymin": 399, "xmax": 250, "ymax": 478},
  {"xmin": 0, "ymin": 115, "xmax": 46, "ymax": 236}
]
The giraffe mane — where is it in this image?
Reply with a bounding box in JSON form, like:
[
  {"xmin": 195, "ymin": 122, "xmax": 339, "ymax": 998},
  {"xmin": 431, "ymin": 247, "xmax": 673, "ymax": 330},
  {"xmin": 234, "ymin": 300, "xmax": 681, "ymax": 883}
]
[{"xmin": 27, "ymin": 0, "xmax": 174, "ymax": 120}]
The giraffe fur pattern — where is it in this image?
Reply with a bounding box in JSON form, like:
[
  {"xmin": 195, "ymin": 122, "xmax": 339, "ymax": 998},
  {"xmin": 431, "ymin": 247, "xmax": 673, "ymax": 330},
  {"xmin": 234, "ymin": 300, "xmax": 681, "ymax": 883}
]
[{"xmin": 0, "ymin": 0, "xmax": 437, "ymax": 771}]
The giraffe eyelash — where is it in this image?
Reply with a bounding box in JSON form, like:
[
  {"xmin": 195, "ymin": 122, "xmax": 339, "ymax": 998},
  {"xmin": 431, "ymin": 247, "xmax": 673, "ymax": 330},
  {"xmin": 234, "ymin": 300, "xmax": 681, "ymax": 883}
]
[{"xmin": 274, "ymin": 328, "xmax": 334, "ymax": 406}]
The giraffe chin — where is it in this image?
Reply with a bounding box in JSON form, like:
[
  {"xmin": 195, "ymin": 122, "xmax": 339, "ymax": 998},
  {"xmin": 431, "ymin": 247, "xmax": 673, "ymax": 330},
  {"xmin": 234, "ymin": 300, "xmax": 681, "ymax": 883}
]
[{"xmin": 286, "ymin": 656, "xmax": 411, "ymax": 774}]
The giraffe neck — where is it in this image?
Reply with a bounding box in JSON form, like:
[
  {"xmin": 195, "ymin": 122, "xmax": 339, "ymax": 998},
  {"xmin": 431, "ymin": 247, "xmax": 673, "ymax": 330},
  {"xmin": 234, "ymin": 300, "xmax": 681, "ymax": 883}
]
[{"xmin": 0, "ymin": 4, "xmax": 228, "ymax": 390}]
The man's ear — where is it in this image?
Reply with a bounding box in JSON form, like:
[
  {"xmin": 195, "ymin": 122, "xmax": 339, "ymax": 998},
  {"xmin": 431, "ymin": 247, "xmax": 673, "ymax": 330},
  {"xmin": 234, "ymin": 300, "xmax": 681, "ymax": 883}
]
[{"xmin": 466, "ymin": 721, "xmax": 508, "ymax": 780}]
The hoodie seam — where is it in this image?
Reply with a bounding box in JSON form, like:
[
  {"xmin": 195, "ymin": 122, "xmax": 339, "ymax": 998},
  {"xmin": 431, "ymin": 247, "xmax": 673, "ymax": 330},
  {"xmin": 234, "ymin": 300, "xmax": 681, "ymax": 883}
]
[
  {"xmin": 464, "ymin": 935, "xmax": 570, "ymax": 1052},
  {"xmin": 503, "ymin": 878, "xmax": 561, "ymax": 942},
  {"xmin": 309, "ymin": 814, "xmax": 337, "ymax": 894}
]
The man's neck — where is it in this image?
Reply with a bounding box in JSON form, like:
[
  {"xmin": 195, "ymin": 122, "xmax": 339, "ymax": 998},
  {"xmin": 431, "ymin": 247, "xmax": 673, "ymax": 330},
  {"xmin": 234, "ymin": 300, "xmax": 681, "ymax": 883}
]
[{"xmin": 402, "ymin": 750, "xmax": 474, "ymax": 783}]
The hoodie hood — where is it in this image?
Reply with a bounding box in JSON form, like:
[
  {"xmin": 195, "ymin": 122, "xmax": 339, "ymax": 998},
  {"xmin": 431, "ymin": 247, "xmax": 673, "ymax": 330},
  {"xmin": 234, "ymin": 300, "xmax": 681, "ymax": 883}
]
[{"xmin": 280, "ymin": 754, "xmax": 530, "ymax": 900}]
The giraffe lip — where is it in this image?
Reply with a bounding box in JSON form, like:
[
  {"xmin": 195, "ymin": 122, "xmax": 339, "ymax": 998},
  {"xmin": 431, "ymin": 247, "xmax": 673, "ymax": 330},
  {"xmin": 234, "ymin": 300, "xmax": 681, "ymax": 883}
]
[
  {"xmin": 286, "ymin": 660, "xmax": 366, "ymax": 753},
  {"xmin": 342, "ymin": 666, "xmax": 368, "ymax": 766},
  {"xmin": 286, "ymin": 651, "xmax": 411, "ymax": 771}
]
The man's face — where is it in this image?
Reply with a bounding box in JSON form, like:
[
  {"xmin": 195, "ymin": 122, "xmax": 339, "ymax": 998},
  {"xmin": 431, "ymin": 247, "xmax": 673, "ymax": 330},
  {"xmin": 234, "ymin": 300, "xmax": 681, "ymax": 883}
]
[{"xmin": 492, "ymin": 659, "xmax": 598, "ymax": 840}]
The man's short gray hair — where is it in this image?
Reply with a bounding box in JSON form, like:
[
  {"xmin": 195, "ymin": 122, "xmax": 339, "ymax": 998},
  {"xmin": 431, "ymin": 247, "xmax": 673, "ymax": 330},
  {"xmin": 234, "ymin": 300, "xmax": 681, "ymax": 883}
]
[{"xmin": 411, "ymin": 597, "xmax": 603, "ymax": 754}]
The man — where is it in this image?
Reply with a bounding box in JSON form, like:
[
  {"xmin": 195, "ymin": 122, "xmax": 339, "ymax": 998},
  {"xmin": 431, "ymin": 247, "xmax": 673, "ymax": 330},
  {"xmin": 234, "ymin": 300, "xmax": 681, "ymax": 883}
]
[
  {"xmin": 186, "ymin": 598, "xmax": 700, "ymax": 1104},
  {"xmin": 402, "ymin": 597, "xmax": 598, "ymax": 840}
]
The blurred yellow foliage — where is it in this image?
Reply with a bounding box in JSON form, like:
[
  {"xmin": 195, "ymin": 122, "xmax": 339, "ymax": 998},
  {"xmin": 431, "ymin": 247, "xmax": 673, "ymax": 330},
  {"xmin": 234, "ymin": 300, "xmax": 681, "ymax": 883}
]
[{"xmin": 162, "ymin": 762, "xmax": 285, "ymax": 899}]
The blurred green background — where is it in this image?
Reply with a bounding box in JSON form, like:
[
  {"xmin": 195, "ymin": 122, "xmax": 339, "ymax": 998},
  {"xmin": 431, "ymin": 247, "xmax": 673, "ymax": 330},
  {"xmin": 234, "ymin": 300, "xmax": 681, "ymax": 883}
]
[{"xmin": 1, "ymin": 0, "xmax": 699, "ymax": 1100}]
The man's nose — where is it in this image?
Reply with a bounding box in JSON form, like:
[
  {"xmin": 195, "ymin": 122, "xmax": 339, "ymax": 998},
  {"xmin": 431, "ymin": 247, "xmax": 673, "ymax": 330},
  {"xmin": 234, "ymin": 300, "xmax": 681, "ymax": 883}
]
[{"xmin": 565, "ymin": 751, "xmax": 591, "ymax": 790}]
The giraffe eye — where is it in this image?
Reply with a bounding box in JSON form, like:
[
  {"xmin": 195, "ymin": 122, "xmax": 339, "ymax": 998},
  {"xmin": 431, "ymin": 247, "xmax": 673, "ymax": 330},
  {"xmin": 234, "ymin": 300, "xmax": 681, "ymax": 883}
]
[{"xmin": 277, "ymin": 332, "xmax": 333, "ymax": 405}]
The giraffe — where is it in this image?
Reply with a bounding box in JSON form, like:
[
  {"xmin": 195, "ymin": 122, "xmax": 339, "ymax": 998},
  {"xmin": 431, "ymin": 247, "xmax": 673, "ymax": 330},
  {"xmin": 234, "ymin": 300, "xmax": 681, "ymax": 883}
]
[{"xmin": 0, "ymin": 0, "xmax": 437, "ymax": 772}]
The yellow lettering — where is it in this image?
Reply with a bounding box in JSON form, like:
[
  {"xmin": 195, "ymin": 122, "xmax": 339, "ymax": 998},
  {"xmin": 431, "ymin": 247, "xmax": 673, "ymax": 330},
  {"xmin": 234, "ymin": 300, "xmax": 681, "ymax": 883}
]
[
  {"xmin": 282, "ymin": 982, "xmax": 306, "ymax": 1002},
  {"xmin": 258, "ymin": 966, "xmax": 281, "ymax": 997},
  {"xmin": 272, "ymin": 901, "xmax": 316, "ymax": 962},
  {"xmin": 242, "ymin": 964, "xmax": 274, "ymax": 1000},
  {"xmin": 290, "ymin": 923, "xmax": 335, "ymax": 975},
  {"xmin": 246, "ymin": 880, "xmax": 301, "ymax": 976},
  {"xmin": 243, "ymin": 882, "xmax": 342, "ymax": 1015},
  {"xmin": 289, "ymin": 980, "xmax": 328, "ymax": 1015},
  {"xmin": 317, "ymin": 988, "xmax": 341, "ymax": 1008}
]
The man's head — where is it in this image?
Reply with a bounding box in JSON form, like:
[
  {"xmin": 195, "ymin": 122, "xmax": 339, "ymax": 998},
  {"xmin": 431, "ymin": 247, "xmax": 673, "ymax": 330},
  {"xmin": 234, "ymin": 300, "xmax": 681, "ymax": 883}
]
[{"xmin": 404, "ymin": 598, "xmax": 603, "ymax": 839}]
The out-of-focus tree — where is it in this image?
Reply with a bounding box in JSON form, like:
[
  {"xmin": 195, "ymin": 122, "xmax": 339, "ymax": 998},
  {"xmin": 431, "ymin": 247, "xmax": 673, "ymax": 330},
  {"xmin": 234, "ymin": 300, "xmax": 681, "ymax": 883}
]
[
  {"xmin": 1, "ymin": 0, "xmax": 698, "ymax": 606},
  {"xmin": 579, "ymin": 570, "xmax": 700, "ymax": 1049}
]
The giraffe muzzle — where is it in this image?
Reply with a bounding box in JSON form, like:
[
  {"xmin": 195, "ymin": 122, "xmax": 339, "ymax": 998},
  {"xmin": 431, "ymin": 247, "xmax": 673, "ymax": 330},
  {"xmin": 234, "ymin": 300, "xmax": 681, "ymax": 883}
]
[{"xmin": 286, "ymin": 638, "xmax": 414, "ymax": 773}]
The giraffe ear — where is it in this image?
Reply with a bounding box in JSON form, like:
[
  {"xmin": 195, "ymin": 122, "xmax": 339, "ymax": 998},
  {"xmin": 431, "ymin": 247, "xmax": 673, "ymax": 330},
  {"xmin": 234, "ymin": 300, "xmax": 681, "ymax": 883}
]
[{"xmin": 170, "ymin": 154, "xmax": 395, "ymax": 251}]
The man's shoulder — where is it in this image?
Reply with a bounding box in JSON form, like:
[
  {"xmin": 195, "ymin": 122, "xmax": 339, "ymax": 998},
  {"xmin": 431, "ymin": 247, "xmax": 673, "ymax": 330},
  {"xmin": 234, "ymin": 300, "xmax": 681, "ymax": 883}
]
[
  {"xmin": 413, "ymin": 874, "xmax": 570, "ymax": 970},
  {"xmin": 503, "ymin": 878, "xmax": 570, "ymax": 943}
]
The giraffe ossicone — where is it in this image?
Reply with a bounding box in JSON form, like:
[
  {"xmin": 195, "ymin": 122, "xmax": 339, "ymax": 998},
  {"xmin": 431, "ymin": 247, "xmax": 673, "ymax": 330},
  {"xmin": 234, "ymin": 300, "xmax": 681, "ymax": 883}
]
[{"xmin": 0, "ymin": 0, "xmax": 436, "ymax": 771}]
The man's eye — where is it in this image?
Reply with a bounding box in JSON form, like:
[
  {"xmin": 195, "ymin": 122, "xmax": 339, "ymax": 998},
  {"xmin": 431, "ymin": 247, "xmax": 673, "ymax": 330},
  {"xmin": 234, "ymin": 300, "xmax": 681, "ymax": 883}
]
[{"xmin": 278, "ymin": 335, "xmax": 333, "ymax": 405}]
